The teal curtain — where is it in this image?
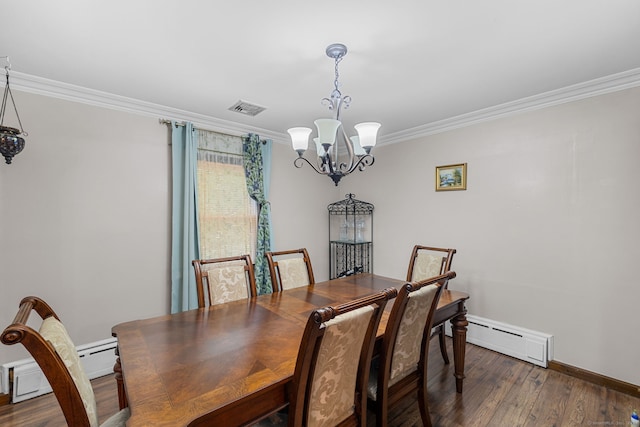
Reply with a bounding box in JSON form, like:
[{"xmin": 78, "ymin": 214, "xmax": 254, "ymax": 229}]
[
  {"xmin": 242, "ymin": 133, "xmax": 273, "ymax": 294},
  {"xmin": 171, "ymin": 122, "xmax": 200, "ymax": 312}
]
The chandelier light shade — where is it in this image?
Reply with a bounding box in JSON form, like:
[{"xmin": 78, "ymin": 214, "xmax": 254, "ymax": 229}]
[
  {"xmin": 287, "ymin": 43, "xmax": 380, "ymax": 186},
  {"xmin": 0, "ymin": 57, "xmax": 27, "ymax": 165},
  {"xmin": 353, "ymin": 122, "xmax": 381, "ymax": 152},
  {"xmin": 314, "ymin": 118, "xmax": 341, "ymax": 147},
  {"xmin": 288, "ymin": 127, "xmax": 313, "ymax": 154}
]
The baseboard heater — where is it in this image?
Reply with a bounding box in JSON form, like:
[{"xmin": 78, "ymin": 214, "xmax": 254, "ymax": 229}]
[
  {"xmin": 445, "ymin": 314, "xmax": 554, "ymax": 367},
  {"xmin": 0, "ymin": 337, "xmax": 117, "ymax": 403}
]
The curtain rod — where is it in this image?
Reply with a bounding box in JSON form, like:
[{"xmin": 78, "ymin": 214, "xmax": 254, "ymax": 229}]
[
  {"xmin": 159, "ymin": 118, "xmax": 243, "ymax": 137},
  {"xmin": 160, "ymin": 118, "xmax": 182, "ymax": 126},
  {"xmin": 160, "ymin": 119, "xmax": 243, "ymax": 155},
  {"xmin": 160, "ymin": 119, "xmax": 269, "ymax": 145},
  {"xmin": 159, "ymin": 118, "xmax": 199, "ymax": 129}
]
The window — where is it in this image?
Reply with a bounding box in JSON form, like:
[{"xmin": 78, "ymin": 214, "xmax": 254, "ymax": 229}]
[{"xmin": 196, "ymin": 130, "xmax": 257, "ymax": 259}]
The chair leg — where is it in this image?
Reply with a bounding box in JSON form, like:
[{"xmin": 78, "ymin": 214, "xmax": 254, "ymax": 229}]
[
  {"xmin": 438, "ymin": 326, "xmax": 450, "ymax": 365},
  {"xmin": 376, "ymin": 398, "xmax": 388, "ymax": 427},
  {"xmin": 417, "ymin": 379, "xmax": 433, "ymax": 427}
]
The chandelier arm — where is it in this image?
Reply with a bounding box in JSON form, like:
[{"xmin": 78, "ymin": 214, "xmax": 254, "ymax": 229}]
[
  {"xmin": 337, "ymin": 127, "xmax": 356, "ymax": 173},
  {"xmin": 350, "ymin": 154, "xmax": 375, "ymax": 173},
  {"xmin": 294, "ymin": 155, "xmax": 326, "ymax": 175}
]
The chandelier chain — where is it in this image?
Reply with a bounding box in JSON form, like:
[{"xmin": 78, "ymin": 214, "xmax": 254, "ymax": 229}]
[{"xmin": 333, "ymin": 55, "xmax": 342, "ymax": 94}]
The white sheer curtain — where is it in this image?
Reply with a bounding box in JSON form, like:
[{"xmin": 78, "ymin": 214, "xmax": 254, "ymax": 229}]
[{"xmin": 196, "ymin": 130, "xmax": 257, "ymax": 260}]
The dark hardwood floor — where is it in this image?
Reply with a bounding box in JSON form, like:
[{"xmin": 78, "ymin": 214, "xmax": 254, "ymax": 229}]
[{"xmin": 1, "ymin": 339, "xmax": 638, "ymax": 426}]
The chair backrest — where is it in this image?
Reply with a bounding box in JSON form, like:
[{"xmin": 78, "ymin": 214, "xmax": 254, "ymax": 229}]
[
  {"xmin": 1, "ymin": 296, "xmax": 99, "ymax": 427},
  {"xmin": 370, "ymin": 272, "xmax": 455, "ymax": 407},
  {"xmin": 406, "ymin": 245, "xmax": 456, "ymax": 285},
  {"xmin": 288, "ymin": 287, "xmax": 398, "ymax": 427},
  {"xmin": 265, "ymin": 248, "xmax": 315, "ymax": 292},
  {"xmin": 192, "ymin": 255, "xmax": 257, "ymax": 307}
]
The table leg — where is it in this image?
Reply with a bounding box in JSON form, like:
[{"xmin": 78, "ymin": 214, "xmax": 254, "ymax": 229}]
[
  {"xmin": 451, "ymin": 305, "xmax": 468, "ymax": 393},
  {"xmin": 113, "ymin": 346, "xmax": 128, "ymax": 409}
]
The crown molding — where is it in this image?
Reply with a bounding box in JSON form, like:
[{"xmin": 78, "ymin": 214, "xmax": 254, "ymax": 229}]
[
  {"xmin": 381, "ymin": 67, "xmax": 640, "ymax": 145},
  {"xmin": 5, "ymin": 67, "xmax": 640, "ymax": 146},
  {"xmin": 6, "ymin": 71, "xmax": 287, "ymax": 143}
]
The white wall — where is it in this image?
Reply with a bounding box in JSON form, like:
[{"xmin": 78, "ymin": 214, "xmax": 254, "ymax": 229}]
[
  {"xmin": 2, "ymin": 86, "xmax": 639, "ymax": 388},
  {"xmin": 352, "ymin": 86, "xmax": 640, "ymax": 386}
]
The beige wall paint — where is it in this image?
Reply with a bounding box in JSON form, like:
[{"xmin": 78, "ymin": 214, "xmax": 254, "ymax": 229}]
[
  {"xmin": 268, "ymin": 142, "xmax": 333, "ymax": 281},
  {"xmin": 0, "ymin": 90, "xmax": 332, "ymax": 366},
  {"xmin": 2, "ymin": 86, "xmax": 639, "ymax": 387},
  {"xmin": 0, "ymin": 91, "xmax": 170, "ymax": 364},
  {"xmin": 352, "ymin": 86, "xmax": 640, "ymax": 385}
]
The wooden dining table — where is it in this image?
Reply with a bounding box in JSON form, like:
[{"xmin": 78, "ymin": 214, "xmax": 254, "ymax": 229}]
[{"xmin": 111, "ymin": 273, "xmax": 469, "ymax": 427}]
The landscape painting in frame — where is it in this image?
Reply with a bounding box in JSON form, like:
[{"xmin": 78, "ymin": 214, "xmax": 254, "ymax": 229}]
[{"xmin": 436, "ymin": 163, "xmax": 467, "ymax": 191}]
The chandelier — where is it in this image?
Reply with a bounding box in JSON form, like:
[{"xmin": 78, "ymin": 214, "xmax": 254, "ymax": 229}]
[
  {"xmin": 0, "ymin": 57, "xmax": 27, "ymax": 165},
  {"xmin": 287, "ymin": 44, "xmax": 380, "ymax": 186}
]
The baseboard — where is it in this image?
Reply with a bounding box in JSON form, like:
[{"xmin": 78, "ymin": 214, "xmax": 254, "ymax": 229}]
[
  {"xmin": 548, "ymin": 360, "xmax": 640, "ymax": 398},
  {"xmin": 0, "ymin": 392, "xmax": 9, "ymax": 407},
  {"xmin": 1, "ymin": 337, "xmax": 117, "ymax": 403},
  {"xmin": 445, "ymin": 314, "xmax": 553, "ymax": 367}
]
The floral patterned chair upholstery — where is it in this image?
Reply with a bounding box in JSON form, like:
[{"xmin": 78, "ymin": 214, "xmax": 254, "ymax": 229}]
[
  {"xmin": 265, "ymin": 248, "xmax": 315, "ymax": 291},
  {"xmin": 367, "ymin": 272, "xmax": 455, "ymax": 427},
  {"xmin": 1, "ymin": 296, "xmax": 130, "ymax": 427},
  {"xmin": 406, "ymin": 245, "xmax": 457, "ymax": 364},
  {"xmin": 192, "ymin": 254, "xmax": 257, "ymax": 307}
]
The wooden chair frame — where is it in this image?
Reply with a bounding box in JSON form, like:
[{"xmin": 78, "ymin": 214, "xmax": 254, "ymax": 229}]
[
  {"xmin": 192, "ymin": 254, "xmax": 257, "ymax": 308},
  {"xmin": 372, "ymin": 272, "xmax": 455, "ymax": 427},
  {"xmin": 406, "ymin": 245, "xmax": 457, "ymax": 364},
  {"xmin": 2, "ymin": 296, "xmax": 106, "ymax": 427},
  {"xmin": 265, "ymin": 248, "xmax": 315, "ymax": 292},
  {"xmin": 287, "ymin": 287, "xmax": 398, "ymax": 427}
]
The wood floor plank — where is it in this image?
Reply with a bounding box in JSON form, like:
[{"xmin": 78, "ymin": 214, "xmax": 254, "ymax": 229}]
[
  {"xmin": 431, "ymin": 343, "xmax": 502, "ymax": 426},
  {"xmin": 465, "ymin": 352, "xmax": 528, "ymax": 423},
  {"xmin": 604, "ymin": 387, "xmax": 639, "ymax": 426},
  {"xmin": 560, "ymin": 379, "xmax": 603, "ymax": 426},
  {"xmin": 524, "ymin": 369, "xmax": 575, "ymax": 427},
  {"xmin": 485, "ymin": 363, "xmax": 546, "ymax": 426}
]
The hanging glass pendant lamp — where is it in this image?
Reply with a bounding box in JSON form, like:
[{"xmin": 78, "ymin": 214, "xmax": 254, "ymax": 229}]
[{"xmin": 0, "ymin": 57, "xmax": 27, "ymax": 165}]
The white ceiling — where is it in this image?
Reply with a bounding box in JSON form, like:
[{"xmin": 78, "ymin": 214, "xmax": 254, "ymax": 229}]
[{"xmin": 2, "ymin": 0, "xmax": 640, "ymax": 144}]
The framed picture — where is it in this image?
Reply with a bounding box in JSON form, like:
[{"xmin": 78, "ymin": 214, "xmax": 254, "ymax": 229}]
[{"xmin": 436, "ymin": 163, "xmax": 467, "ymax": 191}]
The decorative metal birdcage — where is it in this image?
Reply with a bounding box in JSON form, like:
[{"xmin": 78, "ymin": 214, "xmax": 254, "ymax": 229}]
[{"xmin": 328, "ymin": 193, "xmax": 374, "ymax": 279}]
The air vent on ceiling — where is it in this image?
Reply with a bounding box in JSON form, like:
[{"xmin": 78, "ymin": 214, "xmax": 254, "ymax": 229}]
[{"xmin": 228, "ymin": 100, "xmax": 267, "ymax": 117}]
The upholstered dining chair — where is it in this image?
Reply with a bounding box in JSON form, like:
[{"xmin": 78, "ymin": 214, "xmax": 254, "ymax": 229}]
[
  {"xmin": 1, "ymin": 296, "xmax": 130, "ymax": 427},
  {"xmin": 265, "ymin": 248, "xmax": 315, "ymax": 292},
  {"xmin": 406, "ymin": 245, "xmax": 457, "ymax": 364},
  {"xmin": 256, "ymin": 287, "xmax": 397, "ymax": 427},
  {"xmin": 192, "ymin": 254, "xmax": 257, "ymax": 307},
  {"xmin": 367, "ymin": 272, "xmax": 455, "ymax": 427}
]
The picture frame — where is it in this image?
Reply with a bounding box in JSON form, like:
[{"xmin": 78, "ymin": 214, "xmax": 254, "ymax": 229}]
[{"xmin": 435, "ymin": 163, "xmax": 467, "ymax": 191}]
